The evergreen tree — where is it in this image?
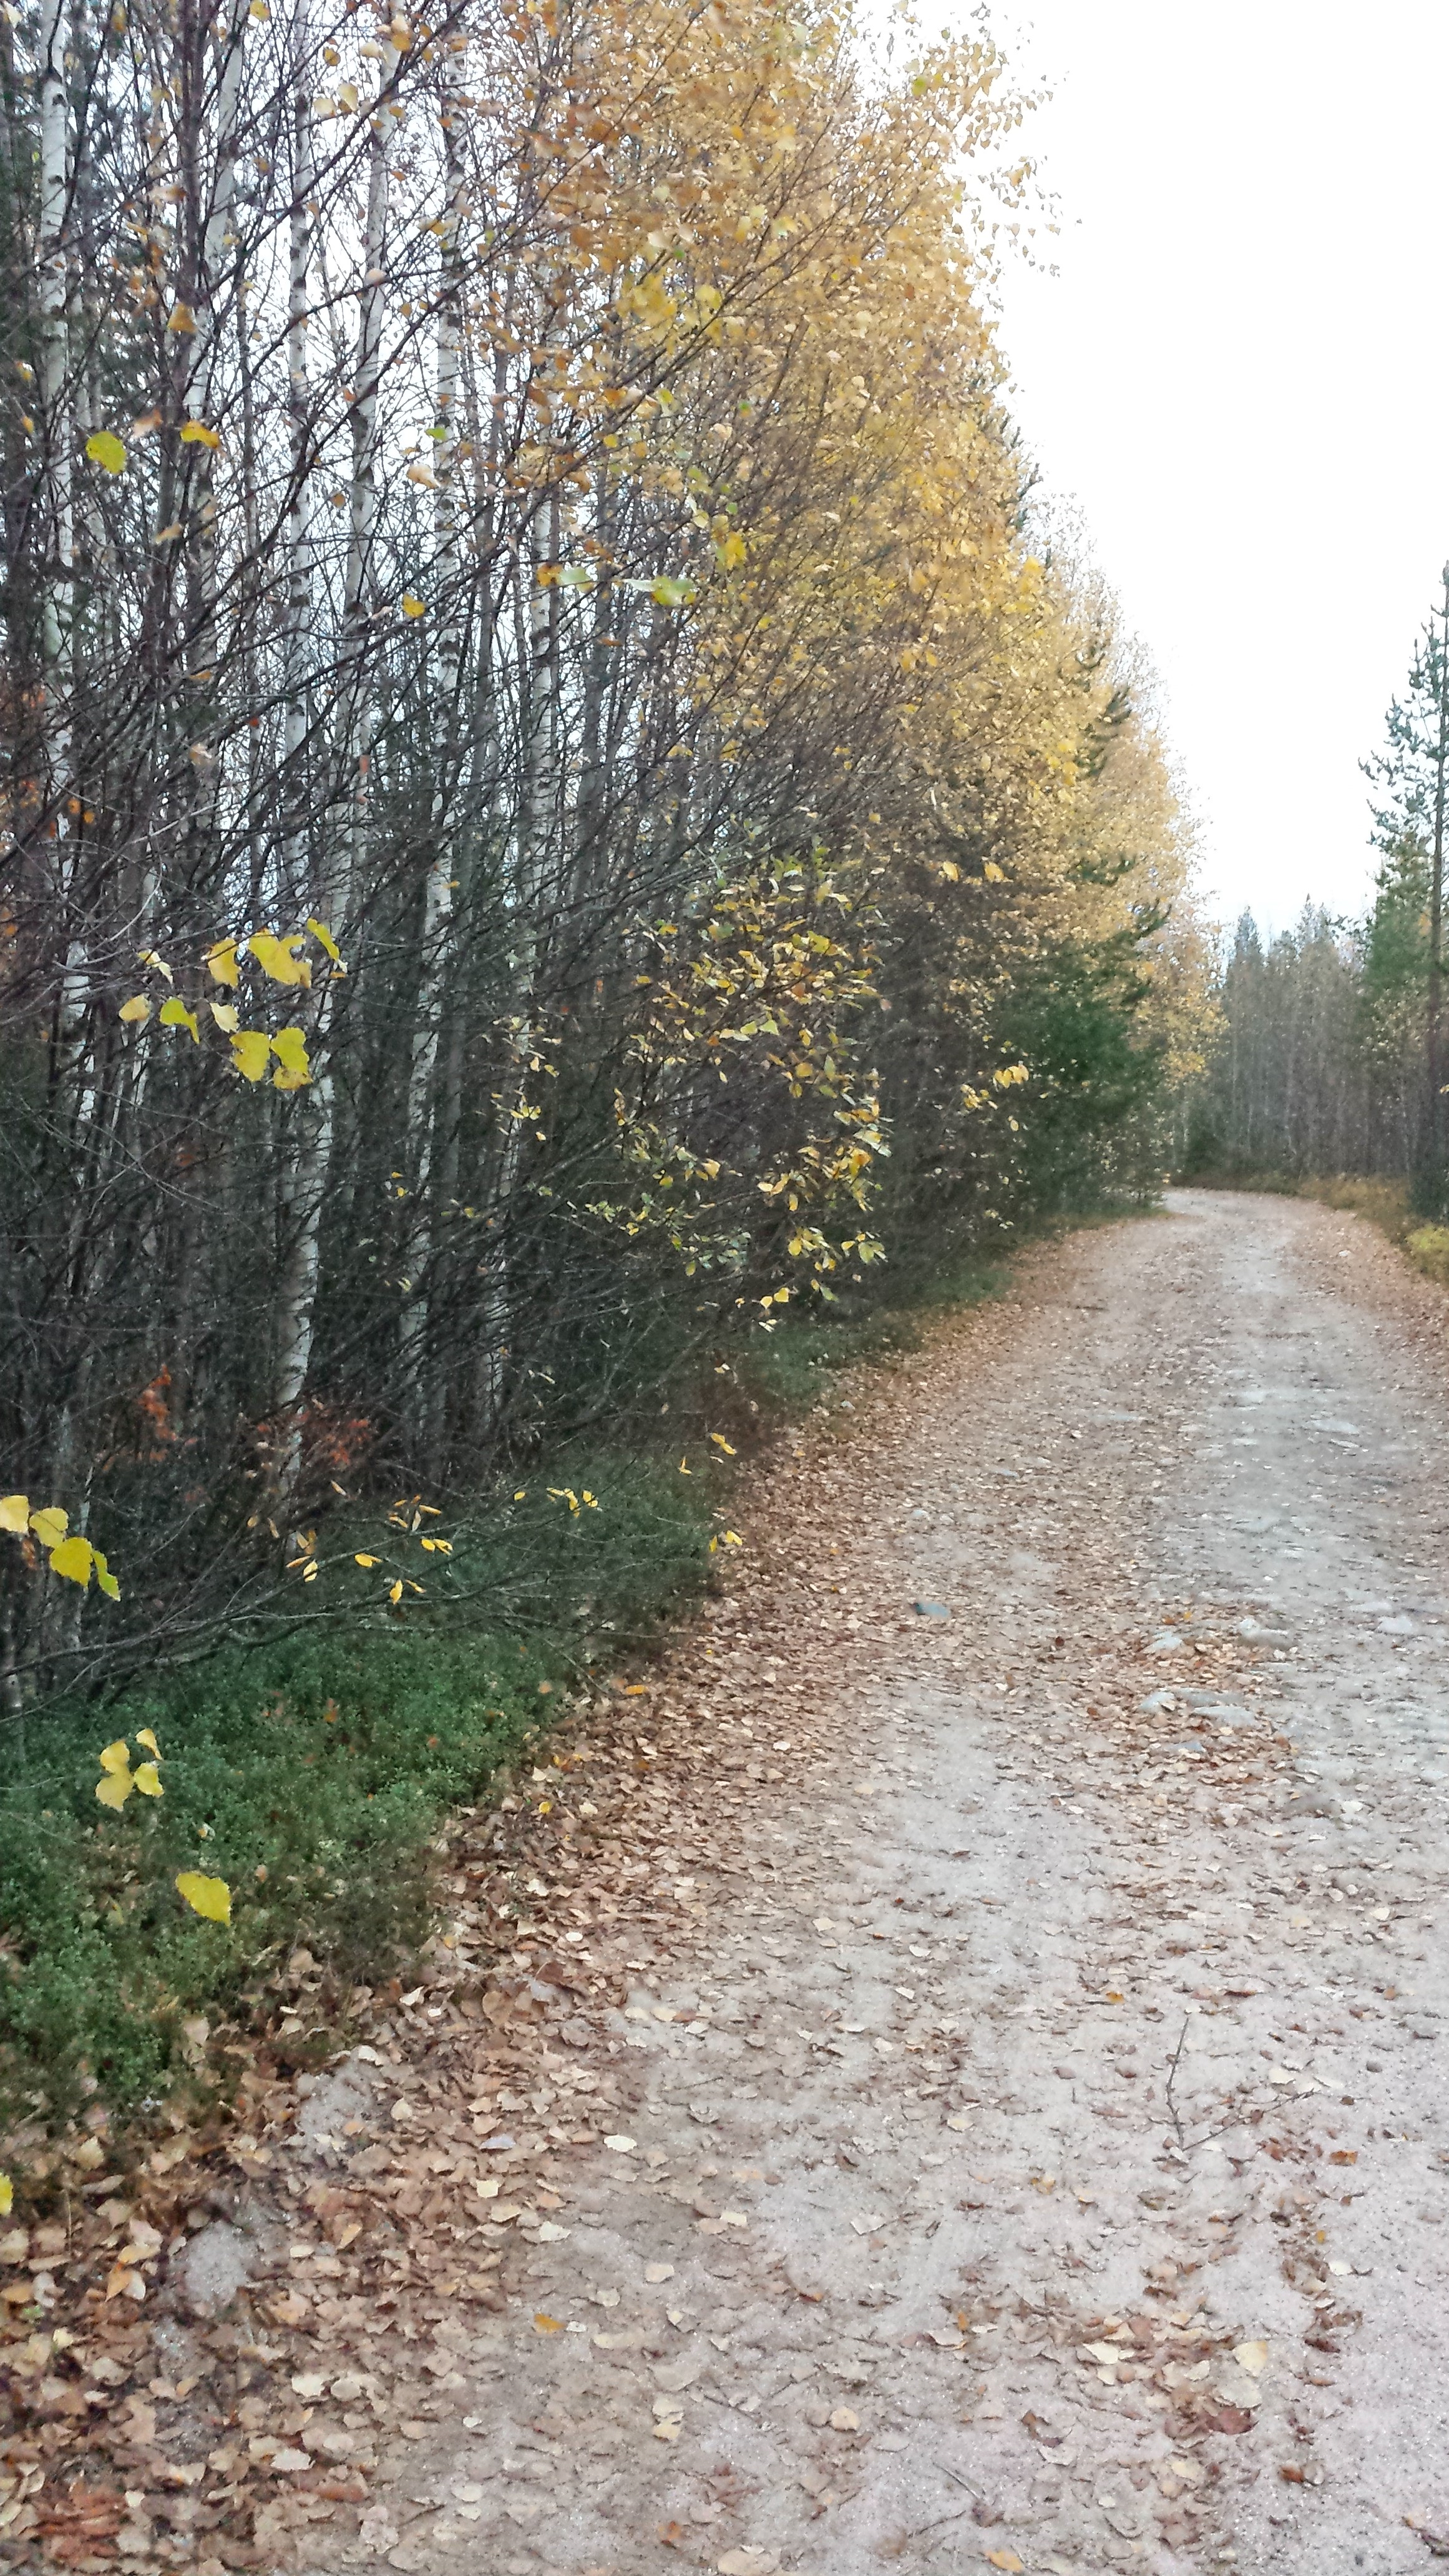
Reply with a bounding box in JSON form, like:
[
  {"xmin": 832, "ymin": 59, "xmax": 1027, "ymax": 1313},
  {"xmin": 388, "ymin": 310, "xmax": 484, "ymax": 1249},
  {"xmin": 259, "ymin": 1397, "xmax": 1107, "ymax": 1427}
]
[{"xmin": 1362, "ymin": 571, "xmax": 1449, "ymax": 1207}]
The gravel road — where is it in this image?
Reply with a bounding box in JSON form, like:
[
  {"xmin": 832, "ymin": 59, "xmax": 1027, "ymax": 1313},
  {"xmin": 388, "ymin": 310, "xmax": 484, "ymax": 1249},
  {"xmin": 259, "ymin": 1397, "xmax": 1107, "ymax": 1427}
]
[{"xmin": 281, "ymin": 1190, "xmax": 1449, "ymax": 2576}]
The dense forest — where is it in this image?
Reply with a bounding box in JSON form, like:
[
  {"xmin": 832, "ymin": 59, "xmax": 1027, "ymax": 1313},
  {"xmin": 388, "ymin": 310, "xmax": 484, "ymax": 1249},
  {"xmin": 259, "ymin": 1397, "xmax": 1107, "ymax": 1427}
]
[
  {"xmin": 1186, "ymin": 575, "xmax": 1449, "ymax": 1212},
  {"xmin": 0, "ymin": 0, "xmax": 1208, "ymax": 1710}
]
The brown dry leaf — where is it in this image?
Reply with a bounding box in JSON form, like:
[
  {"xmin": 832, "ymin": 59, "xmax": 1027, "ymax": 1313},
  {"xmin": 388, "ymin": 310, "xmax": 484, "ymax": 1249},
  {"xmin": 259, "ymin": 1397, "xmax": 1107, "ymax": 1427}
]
[
  {"xmin": 533, "ymin": 2311, "xmax": 565, "ymax": 2333},
  {"xmin": 1209, "ymin": 2404, "xmax": 1254, "ymax": 2436},
  {"xmin": 986, "ymin": 2556, "xmax": 1024, "ymax": 2574}
]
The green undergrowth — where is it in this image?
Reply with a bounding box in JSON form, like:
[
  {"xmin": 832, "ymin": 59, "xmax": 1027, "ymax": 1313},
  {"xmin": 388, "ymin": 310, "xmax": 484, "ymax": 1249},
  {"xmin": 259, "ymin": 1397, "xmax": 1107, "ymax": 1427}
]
[{"xmin": 0, "ymin": 1243, "xmax": 1026, "ymax": 2138}]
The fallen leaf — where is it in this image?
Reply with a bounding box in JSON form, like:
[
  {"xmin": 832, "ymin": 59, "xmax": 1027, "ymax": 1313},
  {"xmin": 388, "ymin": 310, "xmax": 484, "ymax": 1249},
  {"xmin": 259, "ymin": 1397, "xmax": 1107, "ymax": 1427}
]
[
  {"xmin": 1208, "ymin": 2404, "xmax": 1253, "ymax": 2435},
  {"xmin": 175, "ymin": 1872, "xmax": 232, "ymax": 1925},
  {"xmin": 533, "ymin": 2312, "xmax": 565, "ymax": 2333},
  {"xmin": 986, "ymin": 2555, "xmax": 1024, "ymax": 2574},
  {"xmin": 1233, "ymin": 2339, "xmax": 1269, "ymax": 2377},
  {"xmin": 829, "ymin": 2406, "xmax": 859, "ymax": 2431},
  {"xmin": 645, "ymin": 2263, "xmax": 675, "ymax": 2283},
  {"xmin": 603, "ymin": 2134, "xmax": 637, "ymax": 2153}
]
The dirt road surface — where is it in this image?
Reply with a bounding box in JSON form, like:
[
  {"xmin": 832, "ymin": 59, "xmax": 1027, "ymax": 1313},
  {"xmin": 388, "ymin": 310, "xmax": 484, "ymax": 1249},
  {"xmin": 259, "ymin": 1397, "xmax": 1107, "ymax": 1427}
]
[{"xmin": 205, "ymin": 1192, "xmax": 1449, "ymax": 2576}]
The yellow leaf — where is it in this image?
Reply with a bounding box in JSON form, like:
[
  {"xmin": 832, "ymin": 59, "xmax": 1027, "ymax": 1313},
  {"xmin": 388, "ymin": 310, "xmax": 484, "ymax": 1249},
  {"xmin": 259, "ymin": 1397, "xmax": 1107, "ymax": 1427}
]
[
  {"xmin": 986, "ymin": 2557, "xmax": 1023, "ymax": 2574},
  {"xmin": 136, "ymin": 1729, "xmax": 160, "ymax": 1756},
  {"xmin": 98, "ymin": 1739, "xmax": 130, "ymax": 1773},
  {"xmin": 269, "ymin": 1025, "xmax": 312, "ymax": 1089},
  {"xmin": 119, "ymin": 995, "xmax": 151, "ymax": 1025},
  {"xmin": 85, "ymin": 429, "xmax": 127, "ymax": 474},
  {"xmin": 722, "ymin": 1529, "xmax": 742, "ymax": 1546},
  {"xmin": 245, "ymin": 929, "xmax": 310, "ymax": 987},
  {"xmin": 159, "ymin": 994, "xmax": 199, "ymax": 1042},
  {"xmin": 166, "ymin": 302, "xmax": 196, "ymax": 334},
  {"xmin": 0, "ymin": 1495, "xmax": 29, "ymax": 1535},
  {"xmin": 205, "ymin": 939, "xmax": 240, "ymax": 988},
  {"xmin": 179, "ymin": 417, "xmax": 220, "ymax": 447},
  {"xmin": 533, "ymin": 2312, "xmax": 565, "ymax": 2333},
  {"xmin": 229, "ymin": 1028, "xmax": 271, "ymax": 1082},
  {"xmin": 0, "ymin": 2174, "xmax": 10, "ymax": 2217},
  {"xmin": 29, "ymin": 1506, "xmax": 67, "ymax": 1546},
  {"xmin": 132, "ymin": 1762, "xmax": 163, "ymax": 1797},
  {"xmin": 306, "ymin": 915, "xmax": 341, "ymax": 960},
  {"xmin": 714, "ymin": 529, "xmax": 746, "ymax": 569},
  {"xmin": 175, "ymin": 1872, "xmax": 232, "ymax": 1925},
  {"xmin": 389, "ymin": 1579, "xmax": 402, "ymax": 1604},
  {"xmin": 210, "ymin": 1000, "xmax": 239, "ymax": 1033},
  {"xmin": 137, "ymin": 947, "xmax": 172, "ymax": 982},
  {"xmin": 710, "ymin": 1433, "xmax": 736, "ymax": 1454},
  {"xmin": 401, "ymin": 591, "xmax": 427, "ymax": 616},
  {"xmin": 93, "ymin": 1547, "xmax": 120, "ymax": 1602},
  {"xmin": 354, "ymin": 1553, "xmax": 378, "ymax": 1568},
  {"xmin": 939, "ymin": 859, "xmax": 960, "ymax": 882},
  {"xmin": 404, "ymin": 464, "xmax": 436, "ymax": 490},
  {"xmin": 49, "ymin": 1533, "xmax": 94, "ymax": 1588},
  {"xmin": 95, "ymin": 1770, "xmax": 134, "ymax": 1809},
  {"xmin": 982, "ymin": 861, "xmax": 1005, "ymax": 882}
]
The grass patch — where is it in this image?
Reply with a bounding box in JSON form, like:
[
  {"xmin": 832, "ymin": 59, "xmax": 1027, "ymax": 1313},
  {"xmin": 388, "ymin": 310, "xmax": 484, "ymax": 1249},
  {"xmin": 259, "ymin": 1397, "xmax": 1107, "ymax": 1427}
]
[
  {"xmin": 0, "ymin": 1458, "xmax": 713, "ymax": 2131},
  {"xmin": 1405, "ymin": 1223, "xmax": 1449, "ymax": 1286},
  {"xmin": 1, "ymin": 1245, "xmax": 1030, "ymax": 2138}
]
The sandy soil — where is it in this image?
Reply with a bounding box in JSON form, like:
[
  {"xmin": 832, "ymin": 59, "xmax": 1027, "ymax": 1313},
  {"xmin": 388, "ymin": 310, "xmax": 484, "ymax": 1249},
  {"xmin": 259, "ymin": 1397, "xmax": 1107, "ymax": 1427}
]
[{"xmin": 59, "ymin": 1190, "xmax": 1449, "ymax": 2576}]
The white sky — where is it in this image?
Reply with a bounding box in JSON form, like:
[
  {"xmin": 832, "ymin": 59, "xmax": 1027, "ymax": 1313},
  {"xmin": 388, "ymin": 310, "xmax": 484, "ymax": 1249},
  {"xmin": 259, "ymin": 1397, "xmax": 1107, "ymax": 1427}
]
[{"xmin": 977, "ymin": 0, "xmax": 1449, "ymax": 936}]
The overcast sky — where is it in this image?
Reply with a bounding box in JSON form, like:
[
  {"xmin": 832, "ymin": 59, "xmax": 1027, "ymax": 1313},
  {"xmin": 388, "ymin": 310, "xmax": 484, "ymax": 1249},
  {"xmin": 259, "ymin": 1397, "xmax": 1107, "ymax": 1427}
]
[{"xmin": 981, "ymin": 0, "xmax": 1449, "ymax": 936}]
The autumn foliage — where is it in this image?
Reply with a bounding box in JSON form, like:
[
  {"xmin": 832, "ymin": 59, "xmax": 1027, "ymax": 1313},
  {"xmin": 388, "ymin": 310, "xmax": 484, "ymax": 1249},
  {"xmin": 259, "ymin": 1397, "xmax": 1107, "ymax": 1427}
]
[{"xmin": 0, "ymin": 0, "xmax": 1204, "ymax": 1697}]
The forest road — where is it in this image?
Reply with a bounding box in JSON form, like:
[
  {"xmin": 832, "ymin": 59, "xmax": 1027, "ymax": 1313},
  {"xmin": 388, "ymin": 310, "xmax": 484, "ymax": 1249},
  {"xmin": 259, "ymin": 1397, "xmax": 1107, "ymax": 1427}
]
[{"xmin": 297, "ymin": 1191, "xmax": 1449, "ymax": 2576}]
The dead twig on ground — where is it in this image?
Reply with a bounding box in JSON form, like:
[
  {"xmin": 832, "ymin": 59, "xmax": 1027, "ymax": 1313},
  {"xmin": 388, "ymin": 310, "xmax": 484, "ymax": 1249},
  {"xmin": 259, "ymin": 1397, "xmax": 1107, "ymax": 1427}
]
[{"xmin": 1166, "ymin": 2011, "xmax": 1190, "ymax": 2147}]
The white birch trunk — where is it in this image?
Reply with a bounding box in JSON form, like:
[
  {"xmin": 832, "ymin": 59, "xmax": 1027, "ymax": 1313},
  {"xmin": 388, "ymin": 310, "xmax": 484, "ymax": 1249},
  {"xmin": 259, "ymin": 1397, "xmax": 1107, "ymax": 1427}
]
[
  {"xmin": 341, "ymin": 29, "xmax": 399, "ymax": 912},
  {"xmin": 271, "ymin": 3, "xmax": 321, "ymax": 1498},
  {"xmin": 400, "ymin": 30, "xmax": 467, "ymax": 1398},
  {"xmin": 38, "ymin": 0, "xmax": 85, "ymax": 1096},
  {"xmin": 36, "ymin": 0, "xmax": 71, "ymax": 688},
  {"xmin": 281, "ymin": 0, "xmax": 314, "ymax": 912},
  {"xmin": 188, "ymin": 0, "xmax": 248, "ymax": 688}
]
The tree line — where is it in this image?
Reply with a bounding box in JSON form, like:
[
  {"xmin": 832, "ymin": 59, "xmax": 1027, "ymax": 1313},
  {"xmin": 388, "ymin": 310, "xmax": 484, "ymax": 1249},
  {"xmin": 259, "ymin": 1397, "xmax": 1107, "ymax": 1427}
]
[
  {"xmin": 1186, "ymin": 572, "xmax": 1449, "ymax": 1204},
  {"xmin": 0, "ymin": 0, "xmax": 1203, "ymax": 1705}
]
